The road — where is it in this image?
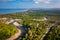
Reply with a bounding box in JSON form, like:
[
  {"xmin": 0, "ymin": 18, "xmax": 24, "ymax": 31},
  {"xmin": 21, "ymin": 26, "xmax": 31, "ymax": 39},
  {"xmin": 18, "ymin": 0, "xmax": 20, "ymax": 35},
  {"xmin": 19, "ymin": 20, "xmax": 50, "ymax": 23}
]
[
  {"xmin": 41, "ymin": 23, "xmax": 56, "ymax": 40},
  {"xmin": 6, "ymin": 29, "xmax": 22, "ymax": 40},
  {"xmin": 5, "ymin": 18, "xmax": 56, "ymax": 40}
]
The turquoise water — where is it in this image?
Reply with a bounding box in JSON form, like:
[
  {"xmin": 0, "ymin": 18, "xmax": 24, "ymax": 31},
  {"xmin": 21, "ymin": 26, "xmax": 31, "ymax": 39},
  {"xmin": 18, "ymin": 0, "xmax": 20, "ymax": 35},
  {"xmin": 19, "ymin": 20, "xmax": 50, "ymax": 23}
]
[{"xmin": 0, "ymin": 9, "xmax": 27, "ymax": 14}]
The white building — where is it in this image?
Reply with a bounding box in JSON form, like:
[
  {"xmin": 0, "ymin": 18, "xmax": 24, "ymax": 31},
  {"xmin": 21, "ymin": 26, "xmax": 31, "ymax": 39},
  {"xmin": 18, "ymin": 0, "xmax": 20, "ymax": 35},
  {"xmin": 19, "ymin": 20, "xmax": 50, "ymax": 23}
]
[
  {"xmin": 13, "ymin": 22, "xmax": 20, "ymax": 26},
  {"xmin": 6, "ymin": 19, "xmax": 22, "ymax": 26}
]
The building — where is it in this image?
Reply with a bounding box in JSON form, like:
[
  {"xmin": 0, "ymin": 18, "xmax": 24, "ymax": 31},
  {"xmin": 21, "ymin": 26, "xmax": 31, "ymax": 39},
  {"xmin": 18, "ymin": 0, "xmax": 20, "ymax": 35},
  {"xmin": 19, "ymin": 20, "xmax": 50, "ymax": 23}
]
[{"xmin": 6, "ymin": 20, "xmax": 20, "ymax": 26}]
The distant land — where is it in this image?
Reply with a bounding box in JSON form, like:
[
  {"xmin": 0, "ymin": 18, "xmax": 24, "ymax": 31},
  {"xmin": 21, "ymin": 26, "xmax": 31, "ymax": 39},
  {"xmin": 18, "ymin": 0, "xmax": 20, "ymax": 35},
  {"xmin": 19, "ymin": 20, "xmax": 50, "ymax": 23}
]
[
  {"xmin": 0, "ymin": 8, "xmax": 60, "ymax": 14},
  {"xmin": 0, "ymin": 9, "xmax": 28, "ymax": 14}
]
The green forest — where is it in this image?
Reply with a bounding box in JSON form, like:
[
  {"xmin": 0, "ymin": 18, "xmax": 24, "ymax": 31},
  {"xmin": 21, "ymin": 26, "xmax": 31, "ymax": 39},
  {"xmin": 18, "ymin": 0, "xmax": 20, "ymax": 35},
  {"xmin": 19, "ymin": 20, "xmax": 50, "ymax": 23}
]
[
  {"xmin": 0, "ymin": 22, "xmax": 17, "ymax": 40},
  {"xmin": 44, "ymin": 23, "xmax": 60, "ymax": 40},
  {"xmin": 0, "ymin": 10, "xmax": 60, "ymax": 40}
]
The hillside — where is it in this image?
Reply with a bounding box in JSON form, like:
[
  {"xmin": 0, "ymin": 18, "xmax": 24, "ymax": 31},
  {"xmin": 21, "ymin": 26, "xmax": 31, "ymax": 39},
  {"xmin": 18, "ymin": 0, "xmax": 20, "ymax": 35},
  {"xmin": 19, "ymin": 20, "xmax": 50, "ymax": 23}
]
[{"xmin": 0, "ymin": 9, "xmax": 60, "ymax": 40}]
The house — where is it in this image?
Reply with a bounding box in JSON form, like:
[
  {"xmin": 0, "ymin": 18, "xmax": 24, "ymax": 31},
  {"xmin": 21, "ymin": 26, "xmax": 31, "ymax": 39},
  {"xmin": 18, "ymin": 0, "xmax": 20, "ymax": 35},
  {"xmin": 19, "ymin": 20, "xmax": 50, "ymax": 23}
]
[
  {"xmin": 13, "ymin": 21, "xmax": 20, "ymax": 26},
  {"xmin": 6, "ymin": 20, "xmax": 20, "ymax": 26},
  {"xmin": 44, "ymin": 17, "xmax": 48, "ymax": 20}
]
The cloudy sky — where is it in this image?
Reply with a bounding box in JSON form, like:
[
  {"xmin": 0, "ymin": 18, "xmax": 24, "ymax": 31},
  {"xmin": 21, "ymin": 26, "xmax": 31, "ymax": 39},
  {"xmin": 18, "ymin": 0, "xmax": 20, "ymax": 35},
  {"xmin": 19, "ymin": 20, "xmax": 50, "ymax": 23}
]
[{"xmin": 0, "ymin": 0, "xmax": 60, "ymax": 9}]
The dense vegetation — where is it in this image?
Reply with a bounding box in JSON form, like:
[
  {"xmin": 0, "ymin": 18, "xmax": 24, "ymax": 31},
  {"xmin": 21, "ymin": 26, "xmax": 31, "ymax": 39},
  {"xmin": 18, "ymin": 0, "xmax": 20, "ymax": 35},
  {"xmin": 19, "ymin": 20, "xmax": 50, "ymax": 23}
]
[
  {"xmin": 17, "ymin": 20, "xmax": 53, "ymax": 40},
  {"xmin": 0, "ymin": 22, "xmax": 17, "ymax": 40},
  {"xmin": 0, "ymin": 9, "xmax": 60, "ymax": 40},
  {"xmin": 0, "ymin": 10, "xmax": 46, "ymax": 19},
  {"xmin": 44, "ymin": 24, "xmax": 60, "ymax": 40}
]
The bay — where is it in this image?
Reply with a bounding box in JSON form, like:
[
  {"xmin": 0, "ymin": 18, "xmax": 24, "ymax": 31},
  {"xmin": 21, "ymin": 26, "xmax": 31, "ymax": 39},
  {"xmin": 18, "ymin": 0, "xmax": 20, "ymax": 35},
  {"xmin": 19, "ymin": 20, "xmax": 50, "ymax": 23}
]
[{"xmin": 0, "ymin": 9, "xmax": 28, "ymax": 14}]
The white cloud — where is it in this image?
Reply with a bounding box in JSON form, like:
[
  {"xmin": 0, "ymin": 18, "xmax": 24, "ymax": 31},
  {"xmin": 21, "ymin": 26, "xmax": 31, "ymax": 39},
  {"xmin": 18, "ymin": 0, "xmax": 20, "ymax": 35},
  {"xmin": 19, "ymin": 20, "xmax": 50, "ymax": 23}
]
[
  {"xmin": 34, "ymin": 0, "xmax": 51, "ymax": 4},
  {"xmin": 53, "ymin": 3, "xmax": 60, "ymax": 8},
  {"xmin": 33, "ymin": 0, "xmax": 42, "ymax": 4},
  {"xmin": 44, "ymin": 0, "xmax": 51, "ymax": 4}
]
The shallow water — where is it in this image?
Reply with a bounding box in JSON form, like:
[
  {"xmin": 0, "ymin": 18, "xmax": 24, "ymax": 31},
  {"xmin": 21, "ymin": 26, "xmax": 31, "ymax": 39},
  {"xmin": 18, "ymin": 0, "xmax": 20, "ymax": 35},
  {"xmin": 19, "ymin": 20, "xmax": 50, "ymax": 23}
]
[{"xmin": 0, "ymin": 9, "xmax": 27, "ymax": 14}]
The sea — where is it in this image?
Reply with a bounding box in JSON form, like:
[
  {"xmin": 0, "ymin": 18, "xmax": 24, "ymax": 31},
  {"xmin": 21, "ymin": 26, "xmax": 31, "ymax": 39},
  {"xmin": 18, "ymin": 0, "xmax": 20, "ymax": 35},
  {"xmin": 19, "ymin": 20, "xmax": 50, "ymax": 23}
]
[{"xmin": 0, "ymin": 9, "xmax": 28, "ymax": 14}]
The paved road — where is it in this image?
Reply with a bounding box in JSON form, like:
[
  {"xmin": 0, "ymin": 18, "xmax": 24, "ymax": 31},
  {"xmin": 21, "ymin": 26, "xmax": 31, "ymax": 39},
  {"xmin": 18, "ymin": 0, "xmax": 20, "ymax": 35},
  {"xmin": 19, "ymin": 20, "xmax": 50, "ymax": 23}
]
[
  {"xmin": 41, "ymin": 23, "xmax": 56, "ymax": 40},
  {"xmin": 6, "ymin": 29, "xmax": 22, "ymax": 40}
]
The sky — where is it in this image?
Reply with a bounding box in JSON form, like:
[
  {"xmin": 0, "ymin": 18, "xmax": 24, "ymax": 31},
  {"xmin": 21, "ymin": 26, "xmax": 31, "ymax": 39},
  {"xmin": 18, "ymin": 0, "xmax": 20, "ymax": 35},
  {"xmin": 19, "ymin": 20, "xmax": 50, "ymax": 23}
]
[{"xmin": 0, "ymin": 0, "xmax": 60, "ymax": 9}]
